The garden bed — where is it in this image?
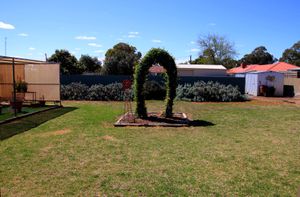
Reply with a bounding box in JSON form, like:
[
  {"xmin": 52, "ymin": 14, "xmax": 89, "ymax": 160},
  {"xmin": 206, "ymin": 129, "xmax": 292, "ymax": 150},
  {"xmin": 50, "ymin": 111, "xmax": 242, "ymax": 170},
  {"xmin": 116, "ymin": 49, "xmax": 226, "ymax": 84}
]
[{"xmin": 114, "ymin": 112, "xmax": 190, "ymax": 127}]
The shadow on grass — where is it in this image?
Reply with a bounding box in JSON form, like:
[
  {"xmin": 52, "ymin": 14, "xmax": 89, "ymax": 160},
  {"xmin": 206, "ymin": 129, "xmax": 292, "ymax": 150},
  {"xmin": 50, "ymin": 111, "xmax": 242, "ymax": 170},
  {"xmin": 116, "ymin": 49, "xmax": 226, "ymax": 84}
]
[
  {"xmin": 188, "ymin": 120, "xmax": 215, "ymax": 127},
  {"xmin": 0, "ymin": 107, "xmax": 77, "ymax": 141},
  {"xmin": 145, "ymin": 116, "xmax": 215, "ymax": 127}
]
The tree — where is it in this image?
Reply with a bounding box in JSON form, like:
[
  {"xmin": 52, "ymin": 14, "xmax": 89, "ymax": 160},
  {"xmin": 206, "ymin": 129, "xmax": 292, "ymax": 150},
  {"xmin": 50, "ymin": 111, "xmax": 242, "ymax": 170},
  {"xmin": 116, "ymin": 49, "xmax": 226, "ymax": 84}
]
[
  {"xmin": 102, "ymin": 43, "xmax": 142, "ymax": 75},
  {"xmin": 78, "ymin": 55, "xmax": 102, "ymax": 73},
  {"xmin": 194, "ymin": 34, "xmax": 237, "ymax": 68},
  {"xmin": 48, "ymin": 49, "xmax": 81, "ymax": 74},
  {"xmin": 240, "ymin": 46, "xmax": 276, "ymax": 65},
  {"xmin": 280, "ymin": 41, "xmax": 300, "ymax": 66}
]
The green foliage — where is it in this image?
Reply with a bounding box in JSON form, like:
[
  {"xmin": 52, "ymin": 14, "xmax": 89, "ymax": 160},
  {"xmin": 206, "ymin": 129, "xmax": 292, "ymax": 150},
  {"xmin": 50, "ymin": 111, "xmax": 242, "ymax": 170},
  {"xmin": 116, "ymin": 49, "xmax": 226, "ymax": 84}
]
[
  {"xmin": 143, "ymin": 80, "xmax": 166, "ymax": 100},
  {"xmin": 279, "ymin": 41, "xmax": 300, "ymax": 66},
  {"xmin": 61, "ymin": 82, "xmax": 133, "ymax": 101},
  {"xmin": 134, "ymin": 48, "xmax": 177, "ymax": 118},
  {"xmin": 240, "ymin": 46, "xmax": 276, "ymax": 65},
  {"xmin": 176, "ymin": 81, "xmax": 245, "ymax": 102},
  {"xmin": 102, "ymin": 43, "xmax": 142, "ymax": 75},
  {"xmin": 48, "ymin": 49, "xmax": 81, "ymax": 74},
  {"xmin": 78, "ymin": 55, "xmax": 102, "ymax": 73},
  {"xmin": 61, "ymin": 82, "xmax": 89, "ymax": 100},
  {"xmin": 193, "ymin": 34, "xmax": 237, "ymax": 68},
  {"xmin": 15, "ymin": 80, "xmax": 28, "ymax": 93}
]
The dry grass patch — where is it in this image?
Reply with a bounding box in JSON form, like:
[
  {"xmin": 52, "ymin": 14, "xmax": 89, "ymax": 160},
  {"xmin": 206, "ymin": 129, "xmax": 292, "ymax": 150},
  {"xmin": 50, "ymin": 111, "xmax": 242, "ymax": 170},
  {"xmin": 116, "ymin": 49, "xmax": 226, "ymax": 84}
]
[{"xmin": 39, "ymin": 129, "xmax": 72, "ymax": 137}]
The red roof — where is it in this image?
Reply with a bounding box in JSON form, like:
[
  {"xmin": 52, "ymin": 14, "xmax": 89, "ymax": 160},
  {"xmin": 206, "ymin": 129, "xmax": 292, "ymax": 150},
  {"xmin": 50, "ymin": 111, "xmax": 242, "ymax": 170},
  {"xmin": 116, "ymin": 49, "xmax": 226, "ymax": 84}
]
[
  {"xmin": 228, "ymin": 62, "xmax": 299, "ymax": 74},
  {"xmin": 149, "ymin": 65, "xmax": 166, "ymax": 73}
]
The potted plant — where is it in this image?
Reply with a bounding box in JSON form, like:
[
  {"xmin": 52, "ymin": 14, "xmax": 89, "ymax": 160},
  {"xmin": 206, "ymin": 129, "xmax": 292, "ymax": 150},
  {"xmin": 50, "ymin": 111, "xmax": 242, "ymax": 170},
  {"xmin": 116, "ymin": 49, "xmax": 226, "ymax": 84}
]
[
  {"xmin": 10, "ymin": 97, "xmax": 23, "ymax": 113},
  {"xmin": 15, "ymin": 80, "xmax": 28, "ymax": 93},
  {"xmin": 14, "ymin": 80, "xmax": 28, "ymax": 101},
  {"xmin": 39, "ymin": 95, "xmax": 46, "ymax": 106}
]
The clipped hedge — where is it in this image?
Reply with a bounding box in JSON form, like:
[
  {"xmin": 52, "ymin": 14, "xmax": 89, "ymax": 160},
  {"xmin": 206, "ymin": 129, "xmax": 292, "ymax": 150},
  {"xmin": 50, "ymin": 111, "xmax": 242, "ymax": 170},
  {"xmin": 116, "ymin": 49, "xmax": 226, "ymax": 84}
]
[
  {"xmin": 61, "ymin": 82, "xmax": 89, "ymax": 100},
  {"xmin": 176, "ymin": 81, "xmax": 245, "ymax": 102},
  {"xmin": 61, "ymin": 81, "xmax": 245, "ymax": 102},
  {"xmin": 134, "ymin": 48, "xmax": 177, "ymax": 118},
  {"xmin": 61, "ymin": 82, "xmax": 133, "ymax": 101}
]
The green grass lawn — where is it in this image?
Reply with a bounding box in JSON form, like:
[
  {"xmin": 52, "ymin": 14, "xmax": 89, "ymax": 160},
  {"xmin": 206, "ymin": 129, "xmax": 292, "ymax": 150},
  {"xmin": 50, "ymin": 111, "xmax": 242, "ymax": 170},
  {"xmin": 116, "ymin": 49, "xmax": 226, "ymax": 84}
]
[{"xmin": 0, "ymin": 101, "xmax": 300, "ymax": 196}]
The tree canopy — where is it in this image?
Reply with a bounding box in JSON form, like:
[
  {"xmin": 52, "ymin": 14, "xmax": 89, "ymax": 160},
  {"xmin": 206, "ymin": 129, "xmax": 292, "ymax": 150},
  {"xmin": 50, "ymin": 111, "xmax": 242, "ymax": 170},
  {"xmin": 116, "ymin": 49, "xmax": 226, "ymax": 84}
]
[
  {"xmin": 78, "ymin": 55, "xmax": 102, "ymax": 73},
  {"xmin": 48, "ymin": 50, "xmax": 81, "ymax": 74},
  {"xmin": 192, "ymin": 34, "xmax": 237, "ymax": 68},
  {"xmin": 102, "ymin": 43, "xmax": 142, "ymax": 75},
  {"xmin": 240, "ymin": 46, "xmax": 276, "ymax": 65},
  {"xmin": 279, "ymin": 41, "xmax": 300, "ymax": 66}
]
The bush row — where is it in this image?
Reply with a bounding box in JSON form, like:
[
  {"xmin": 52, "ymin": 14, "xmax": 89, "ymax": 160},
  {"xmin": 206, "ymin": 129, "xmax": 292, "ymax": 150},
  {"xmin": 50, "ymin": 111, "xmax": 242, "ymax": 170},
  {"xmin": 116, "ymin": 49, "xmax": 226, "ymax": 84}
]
[
  {"xmin": 61, "ymin": 81, "xmax": 245, "ymax": 102},
  {"xmin": 176, "ymin": 81, "xmax": 245, "ymax": 102}
]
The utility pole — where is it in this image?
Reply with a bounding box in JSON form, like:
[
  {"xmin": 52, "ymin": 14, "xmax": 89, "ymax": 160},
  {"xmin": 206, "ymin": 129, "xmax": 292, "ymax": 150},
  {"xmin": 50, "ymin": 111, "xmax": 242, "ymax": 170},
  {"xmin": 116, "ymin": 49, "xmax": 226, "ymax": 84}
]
[
  {"xmin": 4, "ymin": 37, "xmax": 7, "ymax": 56},
  {"xmin": 189, "ymin": 55, "xmax": 192, "ymax": 64}
]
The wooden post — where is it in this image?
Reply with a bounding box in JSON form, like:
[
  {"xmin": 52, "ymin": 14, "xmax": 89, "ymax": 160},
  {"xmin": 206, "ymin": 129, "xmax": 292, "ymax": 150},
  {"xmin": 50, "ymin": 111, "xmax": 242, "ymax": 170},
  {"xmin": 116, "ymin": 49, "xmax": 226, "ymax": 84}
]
[{"xmin": 12, "ymin": 58, "xmax": 17, "ymax": 116}]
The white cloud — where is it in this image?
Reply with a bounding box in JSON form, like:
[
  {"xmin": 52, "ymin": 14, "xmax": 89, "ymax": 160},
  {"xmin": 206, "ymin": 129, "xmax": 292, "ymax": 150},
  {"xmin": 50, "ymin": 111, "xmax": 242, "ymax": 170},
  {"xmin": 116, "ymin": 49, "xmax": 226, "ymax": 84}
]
[
  {"xmin": 29, "ymin": 47, "xmax": 35, "ymax": 51},
  {"xmin": 94, "ymin": 50, "xmax": 104, "ymax": 54},
  {"xmin": 128, "ymin": 34, "xmax": 137, "ymax": 38},
  {"xmin": 190, "ymin": 41, "xmax": 196, "ymax": 44},
  {"xmin": 75, "ymin": 48, "xmax": 81, "ymax": 51},
  {"xmin": 128, "ymin": 31, "xmax": 140, "ymax": 38},
  {"xmin": 0, "ymin": 21, "xmax": 15, "ymax": 30},
  {"xmin": 18, "ymin": 33, "xmax": 28, "ymax": 37},
  {"xmin": 152, "ymin": 39, "xmax": 162, "ymax": 43},
  {"xmin": 75, "ymin": 36, "xmax": 96, "ymax": 40},
  {"xmin": 129, "ymin": 31, "xmax": 139, "ymax": 35},
  {"xmin": 88, "ymin": 43, "xmax": 102, "ymax": 47},
  {"xmin": 208, "ymin": 23, "xmax": 216, "ymax": 26},
  {"xmin": 190, "ymin": 48, "xmax": 200, "ymax": 52}
]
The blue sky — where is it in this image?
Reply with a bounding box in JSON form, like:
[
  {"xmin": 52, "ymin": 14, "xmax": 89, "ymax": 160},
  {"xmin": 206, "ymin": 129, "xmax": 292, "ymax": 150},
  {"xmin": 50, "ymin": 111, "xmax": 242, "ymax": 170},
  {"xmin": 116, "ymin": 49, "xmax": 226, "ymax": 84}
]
[{"xmin": 1, "ymin": 0, "xmax": 300, "ymax": 63}]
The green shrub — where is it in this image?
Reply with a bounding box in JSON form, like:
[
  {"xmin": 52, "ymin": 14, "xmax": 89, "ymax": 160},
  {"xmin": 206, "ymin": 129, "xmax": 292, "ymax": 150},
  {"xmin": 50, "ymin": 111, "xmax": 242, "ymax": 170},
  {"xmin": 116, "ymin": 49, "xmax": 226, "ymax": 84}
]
[
  {"xmin": 176, "ymin": 81, "xmax": 245, "ymax": 102},
  {"xmin": 61, "ymin": 82, "xmax": 89, "ymax": 100},
  {"xmin": 143, "ymin": 80, "xmax": 166, "ymax": 100},
  {"xmin": 62, "ymin": 82, "xmax": 133, "ymax": 101}
]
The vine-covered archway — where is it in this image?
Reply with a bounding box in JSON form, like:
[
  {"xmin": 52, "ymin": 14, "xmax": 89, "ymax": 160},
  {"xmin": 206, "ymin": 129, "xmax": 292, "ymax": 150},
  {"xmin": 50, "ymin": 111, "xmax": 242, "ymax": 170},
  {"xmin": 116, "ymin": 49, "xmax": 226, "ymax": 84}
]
[{"xmin": 134, "ymin": 48, "xmax": 177, "ymax": 118}]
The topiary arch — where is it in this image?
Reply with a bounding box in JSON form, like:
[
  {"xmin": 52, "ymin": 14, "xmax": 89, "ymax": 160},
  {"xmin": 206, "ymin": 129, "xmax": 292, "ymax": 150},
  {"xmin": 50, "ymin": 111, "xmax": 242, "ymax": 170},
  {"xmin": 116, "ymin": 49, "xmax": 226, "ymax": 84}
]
[{"xmin": 134, "ymin": 48, "xmax": 177, "ymax": 118}]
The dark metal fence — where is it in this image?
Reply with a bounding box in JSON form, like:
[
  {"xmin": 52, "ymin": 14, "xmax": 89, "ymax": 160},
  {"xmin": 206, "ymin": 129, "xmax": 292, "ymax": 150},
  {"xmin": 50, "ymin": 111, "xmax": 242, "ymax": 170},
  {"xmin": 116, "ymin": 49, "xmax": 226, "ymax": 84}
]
[{"xmin": 61, "ymin": 75, "xmax": 245, "ymax": 93}]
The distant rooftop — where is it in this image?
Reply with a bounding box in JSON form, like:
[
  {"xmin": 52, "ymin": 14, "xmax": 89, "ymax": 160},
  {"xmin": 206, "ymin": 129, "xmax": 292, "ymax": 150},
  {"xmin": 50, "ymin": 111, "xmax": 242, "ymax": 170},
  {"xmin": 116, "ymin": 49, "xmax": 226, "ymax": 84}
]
[
  {"xmin": 149, "ymin": 64, "xmax": 226, "ymax": 74},
  {"xmin": 177, "ymin": 64, "xmax": 226, "ymax": 70},
  {"xmin": 0, "ymin": 56, "xmax": 46, "ymax": 65},
  {"xmin": 228, "ymin": 62, "xmax": 299, "ymax": 74}
]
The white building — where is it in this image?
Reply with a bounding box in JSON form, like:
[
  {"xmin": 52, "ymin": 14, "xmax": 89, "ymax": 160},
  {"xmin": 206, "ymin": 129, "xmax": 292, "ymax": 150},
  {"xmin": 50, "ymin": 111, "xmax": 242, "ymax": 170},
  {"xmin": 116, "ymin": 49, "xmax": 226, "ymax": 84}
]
[
  {"xmin": 245, "ymin": 71, "xmax": 284, "ymax": 96},
  {"xmin": 176, "ymin": 64, "xmax": 227, "ymax": 77}
]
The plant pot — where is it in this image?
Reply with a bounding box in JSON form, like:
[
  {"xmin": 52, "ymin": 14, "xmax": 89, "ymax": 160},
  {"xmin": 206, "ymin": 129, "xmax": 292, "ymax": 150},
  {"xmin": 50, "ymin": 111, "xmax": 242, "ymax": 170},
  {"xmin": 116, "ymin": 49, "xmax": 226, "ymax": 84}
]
[
  {"xmin": 15, "ymin": 92, "xmax": 25, "ymax": 101},
  {"xmin": 10, "ymin": 100, "xmax": 23, "ymax": 113},
  {"xmin": 39, "ymin": 101, "xmax": 46, "ymax": 107},
  {"xmin": 259, "ymin": 85, "xmax": 267, "ymax": 96}
]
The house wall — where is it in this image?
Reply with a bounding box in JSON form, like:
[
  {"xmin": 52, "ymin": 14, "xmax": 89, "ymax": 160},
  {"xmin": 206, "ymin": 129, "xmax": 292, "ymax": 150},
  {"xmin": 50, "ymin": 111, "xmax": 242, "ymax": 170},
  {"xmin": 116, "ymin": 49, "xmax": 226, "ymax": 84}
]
[
  {"xmin": 284, "ymin": 78, "xmax": 300, "ymax": 96},
  {"xmin": 245, "ymin": 72, "xmax": 284, "ymax": 96},
  {"xmin": 25, "ymin": 64, "xmax": 60, "ymax": 101},
  {"xmin": 0, "ymin": 64, "xmax": 25, "ymax": 99},
  {"xmin": 258, "ymin": 72, "xmax": 284, "ymax": 96},
  {"xmin": 245, "ymin": 74, "xmax": 258, "ymax": 96},
  {"xmin": 177, "ymin": 69, "xmax": 227, "ymax": 77}
]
